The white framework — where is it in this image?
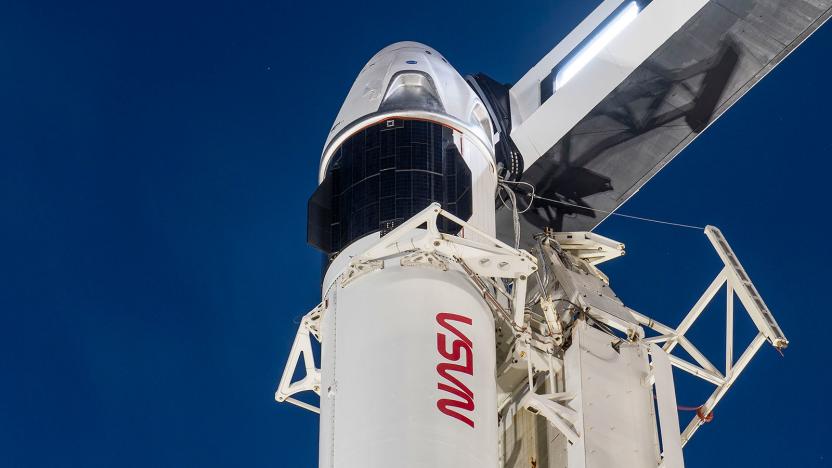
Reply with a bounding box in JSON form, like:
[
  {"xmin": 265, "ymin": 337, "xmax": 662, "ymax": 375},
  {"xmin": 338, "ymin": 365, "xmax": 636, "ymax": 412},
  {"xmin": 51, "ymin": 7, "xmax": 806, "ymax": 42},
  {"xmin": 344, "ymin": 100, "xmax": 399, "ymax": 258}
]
[
  {"xmin": 276, "ymin": 203, "xmax": 539, "ymax": 413},
  {"xmin": 630, "ymin": 226, "xmax": 788, "ymax": 445},
  {"xmin": 275, "ymin": 211, "xmax": 789, "ymax": 464},
  {"xmin": 342, "ymin": 203, "xmax": 537, "ymax": 327},
  {"xmin": 275, "ymin": 302, "xmax": 324, "ymax": 414}
]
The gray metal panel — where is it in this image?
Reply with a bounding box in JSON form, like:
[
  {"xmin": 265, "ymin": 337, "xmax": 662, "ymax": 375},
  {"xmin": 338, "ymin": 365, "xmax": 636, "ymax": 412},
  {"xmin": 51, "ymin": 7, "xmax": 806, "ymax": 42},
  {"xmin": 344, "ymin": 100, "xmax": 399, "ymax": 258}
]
[{"xmin": 498, "ymin": 0, "xmax": 832, "ymax": 248}]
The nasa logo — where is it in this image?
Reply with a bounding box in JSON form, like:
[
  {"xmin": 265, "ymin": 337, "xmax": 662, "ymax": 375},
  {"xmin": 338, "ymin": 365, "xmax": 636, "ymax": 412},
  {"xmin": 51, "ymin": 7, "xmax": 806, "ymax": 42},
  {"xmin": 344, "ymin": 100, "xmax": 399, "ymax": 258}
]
[{"xmin": 435, "ymin": 312, "xmax": 475, "ymax": 428}]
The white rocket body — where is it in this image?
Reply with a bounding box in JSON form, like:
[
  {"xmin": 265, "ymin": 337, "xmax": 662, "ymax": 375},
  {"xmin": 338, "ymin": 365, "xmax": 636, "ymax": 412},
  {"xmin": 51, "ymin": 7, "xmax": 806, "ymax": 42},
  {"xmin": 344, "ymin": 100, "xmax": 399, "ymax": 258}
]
[
  {"xmin": 315, "ymin": 42, "xmax": 499, "ymax": 468},
  {"xmin": 319, "ymin": 252, "xmax": 498, "ymax": 467}
]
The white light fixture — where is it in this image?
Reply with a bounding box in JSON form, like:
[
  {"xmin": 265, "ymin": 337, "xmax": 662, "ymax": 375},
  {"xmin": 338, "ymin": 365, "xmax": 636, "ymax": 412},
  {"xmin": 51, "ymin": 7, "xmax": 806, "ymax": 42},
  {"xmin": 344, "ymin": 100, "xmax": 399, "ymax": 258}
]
[{"xmin": 555, "ymin": 1, "xmax": 640, "ymax": 90}]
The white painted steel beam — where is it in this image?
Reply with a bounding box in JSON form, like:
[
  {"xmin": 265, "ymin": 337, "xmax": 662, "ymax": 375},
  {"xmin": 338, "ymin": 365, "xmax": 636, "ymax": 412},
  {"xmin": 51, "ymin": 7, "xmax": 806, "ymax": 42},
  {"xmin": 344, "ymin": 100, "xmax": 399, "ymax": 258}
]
[
  {"xmin": 726, "ymin": 283, "xmax": 734, "ymax": 374},
  {"xmin": 667, "ymin": 354, "xmax": 725, "ymax": 386},
  {"xmin": 509, "ymin": 0, "xmax": 710, "ymax": 168},
  {"xmin": 681, "ymin": 334, "xmax": 767, "ymax": 445},
  {"xmin": 705, "ymin": 226, "xmax": 788, "ymax": 349},
  {"xmin": 650, "ymin": 345, "xmax": 684, "ymax": 468},
  {"xmin": 664, "ymin": 269, "xmax": 727, "ymax": 354}
]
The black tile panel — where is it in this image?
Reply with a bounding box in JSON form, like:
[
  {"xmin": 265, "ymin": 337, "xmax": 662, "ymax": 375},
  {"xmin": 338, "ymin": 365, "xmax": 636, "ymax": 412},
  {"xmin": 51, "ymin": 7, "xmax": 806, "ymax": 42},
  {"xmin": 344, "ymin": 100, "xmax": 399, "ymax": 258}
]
[{"xmin": 307, "ymin": 118, "xmax": 474, "ymax": 254}]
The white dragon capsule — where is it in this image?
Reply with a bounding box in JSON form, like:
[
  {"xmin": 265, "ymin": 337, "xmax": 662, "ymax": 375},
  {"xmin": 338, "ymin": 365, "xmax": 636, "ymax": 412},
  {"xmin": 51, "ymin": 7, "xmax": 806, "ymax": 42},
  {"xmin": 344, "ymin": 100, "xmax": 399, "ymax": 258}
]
[{"xmin": 309, "ymin": 42, "xmax": 499, "ymax": 468}]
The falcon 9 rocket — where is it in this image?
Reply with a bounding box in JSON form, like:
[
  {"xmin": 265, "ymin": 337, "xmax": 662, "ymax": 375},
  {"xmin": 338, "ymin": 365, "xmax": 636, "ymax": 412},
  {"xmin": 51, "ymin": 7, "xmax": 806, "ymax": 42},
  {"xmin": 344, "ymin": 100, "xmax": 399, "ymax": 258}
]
[{"xmin": 307, "ymin": 42, "xmax": 500, "ymax": 468}]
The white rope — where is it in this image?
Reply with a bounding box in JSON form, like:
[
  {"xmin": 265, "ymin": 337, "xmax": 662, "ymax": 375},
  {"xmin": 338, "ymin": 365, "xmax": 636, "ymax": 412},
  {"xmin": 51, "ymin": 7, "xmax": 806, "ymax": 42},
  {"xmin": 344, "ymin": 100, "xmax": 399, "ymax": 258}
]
[
  {"xmin": 499, "ymin": 179, "xmax": 535, "ymax": 213},
  {"xmin": 497, "ymin": 182, "xmax": 522, "ymax": 249},
  {"xmin": 531, "ymin": 194, "xmax": 705, "ymax": 231}
]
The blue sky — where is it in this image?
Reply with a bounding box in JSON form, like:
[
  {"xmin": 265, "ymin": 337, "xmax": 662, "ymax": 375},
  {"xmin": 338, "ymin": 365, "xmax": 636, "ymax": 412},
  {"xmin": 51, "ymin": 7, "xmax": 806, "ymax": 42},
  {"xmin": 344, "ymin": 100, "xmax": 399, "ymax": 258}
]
[{"xmin": 1, "ymin": 1, "xmax": 830, "ymax": 467}]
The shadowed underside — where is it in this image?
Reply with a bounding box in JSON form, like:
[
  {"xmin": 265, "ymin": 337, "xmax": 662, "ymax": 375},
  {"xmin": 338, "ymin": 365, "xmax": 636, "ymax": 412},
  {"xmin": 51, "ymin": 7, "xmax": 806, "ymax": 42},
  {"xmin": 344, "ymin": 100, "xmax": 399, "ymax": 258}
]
[{"xmin": 497, "ymin": 0, "xmax": 832, "ymax": 249}]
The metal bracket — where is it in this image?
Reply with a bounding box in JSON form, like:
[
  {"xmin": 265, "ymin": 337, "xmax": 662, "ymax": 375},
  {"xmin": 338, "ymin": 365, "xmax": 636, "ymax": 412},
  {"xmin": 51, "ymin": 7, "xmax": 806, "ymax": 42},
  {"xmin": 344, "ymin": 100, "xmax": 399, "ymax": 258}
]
[
  {"xmin": 552, "ymin": 231, "xmax": 625, "ymax": 266},
  {"xmin": 340, "ymin": 260, "xmax": 383, "ymax": 287},
  {"xmin": 541, "ymin": 236, "xmax": 642, "ymax": 339},
  {"xmin": 540, "ymin": 298, "xmax": 565, "ymax": 346},
  {"xmin": 275, "ymin": 303, "xmax": 324, "ymax": 414},
  {"xmin": 520, "ymin": 391, "xmax": 580, "ymax": 443},
  {"xmin": 400, "ymin": 251, "xmax": 448, "ymax": 271},
  {"xmin": 343, "ymin": 203, "xmax": 538, "ymax": 328}
]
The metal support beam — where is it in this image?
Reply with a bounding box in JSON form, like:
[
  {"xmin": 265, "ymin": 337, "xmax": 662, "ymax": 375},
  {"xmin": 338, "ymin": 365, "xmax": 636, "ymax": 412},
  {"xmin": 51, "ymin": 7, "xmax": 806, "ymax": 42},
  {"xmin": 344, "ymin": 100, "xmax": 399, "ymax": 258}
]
[
  {"xmin": 681, "ymin": 334, "xmax": 767, "ymax": 445},
  {"xmin": 667, "ymin": 354, "xmax": 725, "ymax": 386},
  {"xmin": 664, "ymin": 269, "xmax": 726, "ymax": 354},
  {"xmin": 275, "ymin": 304, "xmax": 325, "ymax": 413},
  {"xmin": 677, "ymin": 336, "xmax": 722, "ymax": 378},
  {"xmin": 726, "ymin": 283, "xmax": 734, "ymax": 374},
  {"xmin": 345, "ymin": 203, "xmax": 537, "ymax": 330},
  {"xmin": 705, "ymin": 226, "xmax": 788, "ymax": 349},
  {"xmin": 632, "ymin": 226, "xmax": 789, "ymax": 447}
]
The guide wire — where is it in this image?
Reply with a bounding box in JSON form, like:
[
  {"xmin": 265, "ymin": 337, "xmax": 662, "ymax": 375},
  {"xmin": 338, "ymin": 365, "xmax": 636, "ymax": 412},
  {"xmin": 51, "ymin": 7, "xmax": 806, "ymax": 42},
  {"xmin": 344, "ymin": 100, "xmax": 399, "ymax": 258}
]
[
  {"xmin": 524, "ymin": 190, "xmax": 705, "ymax": 231},
  {"xmin": 496, "ymin": 182, "xmax": 522, "ymax": 249}
]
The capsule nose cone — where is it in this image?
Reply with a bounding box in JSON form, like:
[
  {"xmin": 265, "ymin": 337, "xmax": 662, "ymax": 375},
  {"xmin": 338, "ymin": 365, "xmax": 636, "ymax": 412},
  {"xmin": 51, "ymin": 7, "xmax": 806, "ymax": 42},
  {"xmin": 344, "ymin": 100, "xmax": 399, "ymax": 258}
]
[{"xmin": 372, "ymin": 41, "xmax": 440, "ymax": 59}]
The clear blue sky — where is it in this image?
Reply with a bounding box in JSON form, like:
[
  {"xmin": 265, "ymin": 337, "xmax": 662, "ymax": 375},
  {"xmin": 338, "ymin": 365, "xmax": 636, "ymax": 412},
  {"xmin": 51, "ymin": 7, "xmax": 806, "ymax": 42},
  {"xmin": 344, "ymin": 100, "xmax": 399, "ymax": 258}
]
[{"xmin": 1, "ymin": 1, "xmax": 830, "ymax": 467}]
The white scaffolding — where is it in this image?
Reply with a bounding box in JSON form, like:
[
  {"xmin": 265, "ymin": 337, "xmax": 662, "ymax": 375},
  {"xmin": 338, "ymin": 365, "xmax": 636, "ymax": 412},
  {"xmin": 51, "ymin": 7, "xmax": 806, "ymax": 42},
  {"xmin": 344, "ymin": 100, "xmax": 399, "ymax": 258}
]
[{"xmin": 630, "ymin": 226, "xmax": 788, "ymax": 445}]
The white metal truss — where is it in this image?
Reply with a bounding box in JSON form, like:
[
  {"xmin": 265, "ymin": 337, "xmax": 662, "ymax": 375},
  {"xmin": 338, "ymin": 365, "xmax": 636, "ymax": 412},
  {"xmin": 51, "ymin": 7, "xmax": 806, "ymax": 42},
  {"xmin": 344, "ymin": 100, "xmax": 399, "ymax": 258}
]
[
  {"xmin": 540, "ymin": 236, "xmax": 642, "ymax": 339},
  {"xmin": 551, "ymin": 231, "xmax": 625, "ymax": 266},
  {"xmin": 501, "ymin": 224, "xmax": 787, "ymax": 466},
  {"xmin": 630, "ymin": 225, "xmax": 788, "ymax": 446},
  {"xmin": 276, "ymin": 210, "xmax": 788, "ymax": 466},
  {"xmin": 276, "ymin": 203, "xmax": 539, "ymax": 414},
  {"xmin": 275, "ymin": 302, "xmax": 324, "ymax": 414},
  {"xmin": 343, "ymin": 202, "xmax": 538, "ymax": 328}
]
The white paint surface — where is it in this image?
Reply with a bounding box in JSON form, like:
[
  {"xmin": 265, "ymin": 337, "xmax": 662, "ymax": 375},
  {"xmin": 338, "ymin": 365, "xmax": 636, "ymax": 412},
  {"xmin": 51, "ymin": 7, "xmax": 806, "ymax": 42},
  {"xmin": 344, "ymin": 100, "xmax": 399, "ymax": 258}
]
[{"xmin": 319, "ymin": 263, "xmax": 498, "ymax": 468}]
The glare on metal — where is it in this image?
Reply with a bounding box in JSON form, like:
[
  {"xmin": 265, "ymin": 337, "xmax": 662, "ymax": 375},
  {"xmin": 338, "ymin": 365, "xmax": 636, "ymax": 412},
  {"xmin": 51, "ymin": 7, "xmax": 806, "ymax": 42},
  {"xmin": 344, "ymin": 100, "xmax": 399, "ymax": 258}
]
[{"xmin": 555, "ymin": 1, "xmax": 640, "ymax": 90}]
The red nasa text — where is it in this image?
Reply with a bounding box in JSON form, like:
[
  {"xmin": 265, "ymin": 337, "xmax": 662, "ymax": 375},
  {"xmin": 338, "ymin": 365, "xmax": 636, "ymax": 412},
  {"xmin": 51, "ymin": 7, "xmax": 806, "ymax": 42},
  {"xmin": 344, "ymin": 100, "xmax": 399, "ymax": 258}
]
[{"xmin": 435, "ymin": 312, "xmax": 475, "ymax": 428}]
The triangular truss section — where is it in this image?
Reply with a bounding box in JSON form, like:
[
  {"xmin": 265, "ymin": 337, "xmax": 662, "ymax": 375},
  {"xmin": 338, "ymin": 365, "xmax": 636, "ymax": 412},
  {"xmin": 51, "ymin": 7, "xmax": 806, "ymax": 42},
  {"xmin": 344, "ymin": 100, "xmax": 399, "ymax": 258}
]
[
  {"xmin": 630, "ymin": 226, "xmax": 788, "ymax": 446},
  {"xmin": 275, "ymin": 303, "xmax": 324, "ymax": 414}
]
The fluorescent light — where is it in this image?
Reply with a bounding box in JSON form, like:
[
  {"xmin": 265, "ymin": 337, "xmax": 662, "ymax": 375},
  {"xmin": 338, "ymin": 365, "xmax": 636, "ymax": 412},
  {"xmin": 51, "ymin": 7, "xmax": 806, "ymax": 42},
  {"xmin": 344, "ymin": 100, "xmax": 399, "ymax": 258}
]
[{"xmin": 555, "ymin": 1, "xmax": 640, "ymax": 90}]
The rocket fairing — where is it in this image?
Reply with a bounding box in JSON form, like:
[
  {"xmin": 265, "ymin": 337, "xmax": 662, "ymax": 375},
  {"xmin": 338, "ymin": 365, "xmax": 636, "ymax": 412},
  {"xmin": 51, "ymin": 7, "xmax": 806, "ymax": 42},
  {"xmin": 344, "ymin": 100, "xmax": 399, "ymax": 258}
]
[{"xmin": 308, "ymin": 42, "xmax": 500, "ymax": 468}]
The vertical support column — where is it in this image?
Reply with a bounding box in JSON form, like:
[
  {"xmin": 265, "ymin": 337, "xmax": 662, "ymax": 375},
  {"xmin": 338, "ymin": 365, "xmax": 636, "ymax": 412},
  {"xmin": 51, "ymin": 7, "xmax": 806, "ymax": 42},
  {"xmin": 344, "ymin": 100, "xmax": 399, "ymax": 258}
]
[
  {"xmin": 726, "ymin": 284, "xmax": 734, "ymax": 374},
  {"xmin": 649, "ymin": 345, "xmax": 684, "ymax": 468}
]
